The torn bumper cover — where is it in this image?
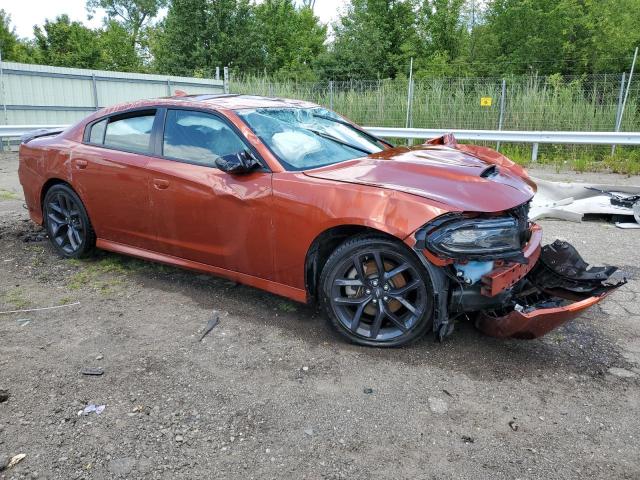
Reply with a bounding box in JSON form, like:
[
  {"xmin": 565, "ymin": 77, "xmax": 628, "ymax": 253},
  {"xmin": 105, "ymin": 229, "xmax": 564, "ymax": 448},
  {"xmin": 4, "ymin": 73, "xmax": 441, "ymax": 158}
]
[{"xmin": 475, "ymin": 240, "xmax": 626, "ymax": 339}]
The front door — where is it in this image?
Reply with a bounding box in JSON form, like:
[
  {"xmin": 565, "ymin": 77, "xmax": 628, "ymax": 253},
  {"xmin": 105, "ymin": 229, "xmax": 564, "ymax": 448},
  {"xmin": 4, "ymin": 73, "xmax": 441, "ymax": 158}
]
[{"xmin": 146, "ymin": 109, "xmax": 274, "ymax": 278}]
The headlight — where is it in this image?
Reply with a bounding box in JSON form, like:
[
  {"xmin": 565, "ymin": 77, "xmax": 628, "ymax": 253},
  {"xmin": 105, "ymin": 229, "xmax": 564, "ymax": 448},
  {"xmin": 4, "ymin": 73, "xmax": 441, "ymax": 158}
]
[{"xmin": 425, "ymin": 217, "xmax": 522, "ymax": 260}]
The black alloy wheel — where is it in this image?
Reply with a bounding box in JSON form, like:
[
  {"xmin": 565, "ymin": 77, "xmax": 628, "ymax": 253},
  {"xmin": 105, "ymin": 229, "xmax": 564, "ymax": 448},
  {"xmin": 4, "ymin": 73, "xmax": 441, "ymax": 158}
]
[
  {"xmin": 320, "ymin": 236, "xmax": 434, "ymax": 347},
  {"xmin": 43, "ymin": 184, "xmax": 95, "ymax": 258}
]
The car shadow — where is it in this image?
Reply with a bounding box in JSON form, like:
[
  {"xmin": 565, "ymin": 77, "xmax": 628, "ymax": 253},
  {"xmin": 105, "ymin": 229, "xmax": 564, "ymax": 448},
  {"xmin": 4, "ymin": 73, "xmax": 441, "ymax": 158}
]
[{"xmin": 90, "ymin": 248, "xmax": 630, "ymax": 382}]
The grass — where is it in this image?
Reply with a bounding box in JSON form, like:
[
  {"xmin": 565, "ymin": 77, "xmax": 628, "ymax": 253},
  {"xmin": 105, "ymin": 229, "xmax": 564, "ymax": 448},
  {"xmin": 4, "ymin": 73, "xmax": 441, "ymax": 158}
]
[
  {"xmin": 0, "ymin": 189, "xmax": 20, "ymax": 201},
  {"xmin": 66, "ymin": 253, "xmax": 176, "ymax": 293},
  {"xmin": 233, "ymin": 73, "xmax": 640, "ymax": 174},
  {"xmin": 67, "ymin": 255, "xmax": 130, "ymax": 293},
  {"xmin": 1, "ymin": 287, "xmax": 31, "ymax": 309}
]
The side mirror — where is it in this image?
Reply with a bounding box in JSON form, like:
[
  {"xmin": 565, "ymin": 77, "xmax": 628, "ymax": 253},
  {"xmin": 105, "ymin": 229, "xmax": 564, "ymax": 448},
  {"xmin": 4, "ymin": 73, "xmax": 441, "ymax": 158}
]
[{"xmin": 215, "ymin": 150, "xmax": 261, "ymax": 174}]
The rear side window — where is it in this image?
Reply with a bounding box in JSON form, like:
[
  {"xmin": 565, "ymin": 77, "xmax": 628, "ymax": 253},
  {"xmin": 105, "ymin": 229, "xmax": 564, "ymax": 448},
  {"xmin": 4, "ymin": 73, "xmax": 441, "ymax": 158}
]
[
  {"xmin": 104, "ymin": 112, "xmax": 156, "ymax": 154},
  {"xmin": 88, "ymin": 119, "xmax": 107, "ymax": 144},
  {"xmin": 163, "ymin": 110, "xmax": 247, "ymax": 166}
]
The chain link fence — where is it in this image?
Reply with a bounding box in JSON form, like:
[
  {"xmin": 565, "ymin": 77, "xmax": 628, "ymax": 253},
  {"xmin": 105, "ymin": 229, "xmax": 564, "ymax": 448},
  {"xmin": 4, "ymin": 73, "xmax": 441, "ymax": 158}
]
[{"xmin": 233, "ymin": 74, "xmax": 639, "ymax": 132}]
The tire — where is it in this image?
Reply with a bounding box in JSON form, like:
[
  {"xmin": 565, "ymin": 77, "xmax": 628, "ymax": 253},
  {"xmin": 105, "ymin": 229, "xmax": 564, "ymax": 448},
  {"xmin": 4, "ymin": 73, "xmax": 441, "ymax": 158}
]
[
  {"xmin": 319, "ymin": 235, "xmax": 434, "ymax": 347},
  {"xmin": 43, "ymin": 184, "xmax": 96, "ymax": 259}
]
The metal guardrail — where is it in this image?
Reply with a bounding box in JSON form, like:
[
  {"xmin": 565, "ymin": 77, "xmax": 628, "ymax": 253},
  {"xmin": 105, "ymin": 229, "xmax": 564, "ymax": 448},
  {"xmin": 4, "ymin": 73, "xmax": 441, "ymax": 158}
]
[
  {"xmin": 365, "ymin": 127, "xmax": 640, "ymax": 161},
  {"xmin": 2, "ymin": 125, "xmax": 640, "ymax": 160},
  {"xmin": 0, "ymin": 125, "xmax": 68, "ymax": 137}
]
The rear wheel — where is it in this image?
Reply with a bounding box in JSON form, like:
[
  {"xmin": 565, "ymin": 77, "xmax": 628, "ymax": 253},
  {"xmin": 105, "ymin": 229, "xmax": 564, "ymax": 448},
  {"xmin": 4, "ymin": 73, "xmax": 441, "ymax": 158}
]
[
  {"xmin": 320, "ymin": 236, "xmax": 434, "ymax": 347},
  {"xmin": 43, "ymin": 184, "xmax": 95, "ymax": 258}
]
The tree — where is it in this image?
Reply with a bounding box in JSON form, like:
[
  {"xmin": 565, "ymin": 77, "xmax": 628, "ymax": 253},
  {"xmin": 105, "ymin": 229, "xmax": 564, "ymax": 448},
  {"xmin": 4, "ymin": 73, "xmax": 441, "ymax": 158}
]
[
  {"xmin": 98, "ymin": 20, "xmax": 143, "ymax": 71},
  {"xmin": 469, "ymin": 0, "xmax": 586, "ymax": 75},
  {"xmin": 329, "ymin": 0, "xmax": 419, "ymax": 80},
  {"xmin": 0, "ymin": 10, "xmax": 36, "ymax": 63},
  {"xmin": 152, "ymin": 0, "xmax": 263, "ymax": 77},
  {"xmin": 33, "ymin": 15, "xmax": 103, "ymax": 68},
  {"xmin": 413, "ymin": 0, "xmax": 469, "ymax": 76},
  {"xmin": 86, "ymin": 0, "xmax": 168, "ymax": 49},
  {"xmin": 254, "ymin": 0, "xmax": 326, "ymax": 79}
]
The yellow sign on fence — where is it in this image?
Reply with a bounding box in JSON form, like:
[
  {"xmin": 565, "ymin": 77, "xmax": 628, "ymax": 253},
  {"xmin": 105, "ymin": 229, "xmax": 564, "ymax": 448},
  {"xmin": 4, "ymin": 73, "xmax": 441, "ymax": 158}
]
[{"xmin": 480, "ymin": 97, "xmax": 493, "ymax": 107}]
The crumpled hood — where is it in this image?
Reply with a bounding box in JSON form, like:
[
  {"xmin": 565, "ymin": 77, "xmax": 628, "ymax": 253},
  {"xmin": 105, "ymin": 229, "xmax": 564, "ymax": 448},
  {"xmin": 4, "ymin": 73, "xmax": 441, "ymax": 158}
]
[{"xmin": 303, "ymin": 145, "xmax": 535, "ymax": 213}]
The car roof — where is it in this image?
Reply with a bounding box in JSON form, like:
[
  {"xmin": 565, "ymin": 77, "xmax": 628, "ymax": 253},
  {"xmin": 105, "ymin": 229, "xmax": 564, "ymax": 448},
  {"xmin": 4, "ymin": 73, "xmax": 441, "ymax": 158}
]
[{"xmin": 160, "ymin": 93, "xmax": 320, "ymax": 110}]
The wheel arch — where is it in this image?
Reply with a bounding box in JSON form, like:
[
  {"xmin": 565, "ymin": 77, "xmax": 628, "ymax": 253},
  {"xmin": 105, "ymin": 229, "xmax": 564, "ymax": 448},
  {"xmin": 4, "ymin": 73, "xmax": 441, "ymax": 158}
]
[
  {"xmin": 40, "ymin": 178, "xmax": 74, "ymax": 209},
  {"xmin": 304, "ymin": 224, "xmax": 400, "ymax": 302}
]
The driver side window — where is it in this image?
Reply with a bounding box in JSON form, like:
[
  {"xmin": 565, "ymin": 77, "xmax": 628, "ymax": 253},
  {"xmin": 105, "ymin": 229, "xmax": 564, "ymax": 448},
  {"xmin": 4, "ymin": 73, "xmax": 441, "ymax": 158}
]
[{"xmin": 162, "ymin": 110, "xmax": 247, "ymax": 167}]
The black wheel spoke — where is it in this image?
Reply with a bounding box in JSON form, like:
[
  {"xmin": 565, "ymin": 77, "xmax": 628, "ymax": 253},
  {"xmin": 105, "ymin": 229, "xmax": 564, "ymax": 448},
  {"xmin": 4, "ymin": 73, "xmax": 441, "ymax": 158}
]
[
  {"xmin": 372, "ymin": 251, "xmax": 385, "ymax": 278},
  {"xmin": 54, "ymin": 231, "xmax": 67, "ymax": 245},
  {"xmin": 57, "ymin": 194, "xmax": 69, "ymax": 214},
  {"xmin": 351, "ymin": 254, "xmax": 366, "ymax": 282},
  {"xmin": 47, "ymin": 211, "xmax": 65, "ymax": 224},
  {"xmin": 385, "ymin": 308, "xmax": 408, "ymax": 332},
  {"xmin": 67, "ymin": 227, "xmax": 78, "ymax": 250},
  {"xmin": 392, "ymin": 295, "xmax": 418, "ymax": 315},
  {"xmin": 384, "ymin": 263, "xmax": 410, "ymax": 282},
  {"xmin": 72, "ymin": 227, "xmax": 82, "ymax": 246},
  {"xmin": 350, "ymin": 299, "xmax": 369, "ymax": 333},
  {"xmin": 390, "ymin": 279, "xmax": 421, "ymax": 296},
  {"xmin": 335, "ymin": 278, "xmax": 364, "ymax": 287},
  {"xmin": 49, "ymin": 202, "xmax": 64, "ymax": 215},
  {"xmin": 369, "ymin": 305, "xmax": 385, "ymax": 339},
  {"xmin": 334, "ymin": 295, "xmax": 372, "ymax": 306}
]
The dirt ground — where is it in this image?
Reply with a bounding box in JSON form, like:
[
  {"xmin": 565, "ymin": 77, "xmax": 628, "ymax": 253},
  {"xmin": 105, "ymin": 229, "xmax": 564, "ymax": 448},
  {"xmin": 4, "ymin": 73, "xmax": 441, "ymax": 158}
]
[{"xmin": 1, "ymin": 151, "xmax": 639, "ymax": 480}]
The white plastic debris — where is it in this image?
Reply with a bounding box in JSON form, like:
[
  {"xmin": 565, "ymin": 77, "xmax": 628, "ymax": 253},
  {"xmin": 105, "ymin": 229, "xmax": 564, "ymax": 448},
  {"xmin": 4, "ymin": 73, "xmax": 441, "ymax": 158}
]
[
  {"xmin": 7, "ymin": 453, "xmax": 26, "ymax": 469},
  {"xmin": 79, "ymin": 403, "xmax": 106, "ymax": 416},
  {"xmin": 529, "ymin": 177, "xmax": 640, "ymax": 227}
]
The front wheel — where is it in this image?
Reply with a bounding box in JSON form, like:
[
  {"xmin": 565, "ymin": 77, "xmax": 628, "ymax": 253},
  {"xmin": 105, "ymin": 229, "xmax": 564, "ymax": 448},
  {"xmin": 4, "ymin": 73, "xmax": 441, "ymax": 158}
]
[
  {"xmin": 43, "ymin": 184, "xmax": 96, "ymax": 258},
  {"xmin": 320, "ymin": 236, "xmax": 434, "ymax": 347}
]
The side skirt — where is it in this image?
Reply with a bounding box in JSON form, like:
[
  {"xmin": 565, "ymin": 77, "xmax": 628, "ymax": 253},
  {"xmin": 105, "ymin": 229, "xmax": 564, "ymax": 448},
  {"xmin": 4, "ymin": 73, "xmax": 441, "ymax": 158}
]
[{"xmin": 96, "ymin": 239, "xmax": 308, "ymax": 303}]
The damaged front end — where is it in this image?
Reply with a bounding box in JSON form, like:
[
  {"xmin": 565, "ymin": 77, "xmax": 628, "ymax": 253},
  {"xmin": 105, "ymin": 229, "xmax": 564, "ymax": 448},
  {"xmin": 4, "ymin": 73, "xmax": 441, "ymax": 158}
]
[{"xmin": 414, "ymin": 206, "xmax": 626, "ymax": 340}]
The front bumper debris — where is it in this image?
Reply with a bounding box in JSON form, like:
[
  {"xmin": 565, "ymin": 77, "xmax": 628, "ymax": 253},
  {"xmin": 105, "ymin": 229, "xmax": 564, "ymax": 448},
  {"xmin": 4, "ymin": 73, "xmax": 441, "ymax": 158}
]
[{"xmin": 475, "ymin": 240, "xmax": 626, "ymax": 339}]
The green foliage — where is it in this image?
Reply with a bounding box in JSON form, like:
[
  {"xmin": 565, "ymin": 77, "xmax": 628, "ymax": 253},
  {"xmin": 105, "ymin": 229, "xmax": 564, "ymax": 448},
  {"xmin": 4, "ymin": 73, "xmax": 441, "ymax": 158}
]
[
  {"xmin": 33, "ymin": 15, "xmax": 103, "ymax": 68},
  {"xmin": 327, "ymin": 0, "xmax": 419, "ymax": 80},
  {"xmin": 151, "ymin": 0, "xmax": 262, "ymax": 76},
  {"xmin": 98, "ymin": 20, "xmax": 143, "ymax": 71},
  {"xmin": 30, "ymin": 15, "xmax": 141, "ymax": 71},
  {"xmin": 4, "ymin": 0, "xmax": 640, "ymax": 80},
  {"xmin": 87, "ymin": 0, "xmax": 168, "ymax": 49},
  {"xmin": 0, "ymin": 9, "xmax": 36, "ymax": 62},
  {"xmin": 253, "ymin": 0, "xmax": 327, "ymax": 80}
]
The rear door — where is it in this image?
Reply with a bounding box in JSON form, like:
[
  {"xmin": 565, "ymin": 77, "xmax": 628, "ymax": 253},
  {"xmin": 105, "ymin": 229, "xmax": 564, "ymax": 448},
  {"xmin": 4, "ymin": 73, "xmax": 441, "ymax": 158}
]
[
  {"xmin": 72, "ymin": 109, "xmax": 158, "ymax": 250},
  {"xmin": 145, "ymin": 108, "xmax": 274, "ymax": 278}
]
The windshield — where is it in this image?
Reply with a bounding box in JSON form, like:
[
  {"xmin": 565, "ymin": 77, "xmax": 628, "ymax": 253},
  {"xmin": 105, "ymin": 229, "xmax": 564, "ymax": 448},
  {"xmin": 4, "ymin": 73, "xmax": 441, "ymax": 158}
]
[{"xmin": 236, "ymin": 107, "xmax": 386, "ymax": 170}]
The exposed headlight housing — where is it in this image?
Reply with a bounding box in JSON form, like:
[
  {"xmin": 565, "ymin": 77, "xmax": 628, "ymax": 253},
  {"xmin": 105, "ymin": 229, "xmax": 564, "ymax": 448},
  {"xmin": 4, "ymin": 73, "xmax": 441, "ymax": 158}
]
[{"xmin": 422, "ymin": 216, "xmax": 525, "ymax": 262}]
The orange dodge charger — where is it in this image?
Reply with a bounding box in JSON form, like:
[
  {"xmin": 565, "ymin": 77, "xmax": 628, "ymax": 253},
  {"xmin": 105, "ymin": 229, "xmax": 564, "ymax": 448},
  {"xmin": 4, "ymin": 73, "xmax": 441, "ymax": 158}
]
[{"xmin": 18, "ymin": 94, "xmax": 625, "ymax": 347}]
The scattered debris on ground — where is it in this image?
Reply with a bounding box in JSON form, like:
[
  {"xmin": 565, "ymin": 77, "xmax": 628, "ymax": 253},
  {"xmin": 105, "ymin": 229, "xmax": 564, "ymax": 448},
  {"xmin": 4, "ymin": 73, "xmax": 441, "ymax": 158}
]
[
  {"xmin": 530, "ymin": 177, "xmax": 640, "ymax": 227},
  {"xmin": 78, "ymin": 404, "xmax": 106, "ymax": 416},
  {"xmin": 199, "ymin": 311, "xmax": 220, "ymax": 341}
]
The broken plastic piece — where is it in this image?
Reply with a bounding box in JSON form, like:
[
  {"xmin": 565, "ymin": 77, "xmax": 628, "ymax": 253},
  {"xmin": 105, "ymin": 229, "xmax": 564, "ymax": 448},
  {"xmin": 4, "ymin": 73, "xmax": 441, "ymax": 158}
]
[
  {"xmin": 476, "ymin": 239, "xmax": 626, "ymax": 339},
  {"xmin": 199, "ymin": 312, "xmax": 220, "ymax": 341},
  {"xmin": 7, "ymin": 454, "xmax": 26, "ymax": 469}
]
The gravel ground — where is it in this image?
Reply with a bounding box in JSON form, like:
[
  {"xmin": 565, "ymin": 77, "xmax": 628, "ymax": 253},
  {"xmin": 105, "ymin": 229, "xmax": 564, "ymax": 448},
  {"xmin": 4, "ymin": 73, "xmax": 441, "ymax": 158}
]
[{"xmin": 0, "ymin": 152, "xmax": 639, "ymax": 479}]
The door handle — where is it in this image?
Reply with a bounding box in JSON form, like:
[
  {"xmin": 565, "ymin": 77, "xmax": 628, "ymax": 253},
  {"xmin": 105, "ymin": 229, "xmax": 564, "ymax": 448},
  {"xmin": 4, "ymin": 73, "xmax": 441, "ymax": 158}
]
[
  {"xmin": 153, "ymin": 179, "xmax": 170, "ymax": 190},
  {"xmin": 75, "ymin": 159, "xmax": 88, "ymax": 169}
]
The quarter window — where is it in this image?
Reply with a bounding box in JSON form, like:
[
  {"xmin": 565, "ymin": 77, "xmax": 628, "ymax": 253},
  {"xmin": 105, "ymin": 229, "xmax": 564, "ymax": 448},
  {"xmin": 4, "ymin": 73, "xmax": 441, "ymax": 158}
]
[
  {"xmin": 88, "ymin": 119, "xmax": 107, "ymax": 144},
  {"xmin": 163, "ymin": 110, "xmax": 247, "ymax": 166},
  {"xmin": 104, "ymin": 112, "xmax": 156, "ymax": 154}
]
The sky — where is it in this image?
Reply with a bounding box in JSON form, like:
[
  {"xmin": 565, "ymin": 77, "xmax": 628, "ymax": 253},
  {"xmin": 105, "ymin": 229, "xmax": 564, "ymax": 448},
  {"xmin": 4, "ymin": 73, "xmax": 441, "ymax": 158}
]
[{"xmin": 5, "ymin": 0, "xmax": 348, "ymax": 39}]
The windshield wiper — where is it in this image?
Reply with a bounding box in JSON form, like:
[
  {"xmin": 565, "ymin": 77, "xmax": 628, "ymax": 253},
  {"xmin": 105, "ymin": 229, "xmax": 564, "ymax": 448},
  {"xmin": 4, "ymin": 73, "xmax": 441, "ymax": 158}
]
[
  {"xmin": 311, "ymin": 113, "xmax": 393, "ymax": 147},
  {"xmin": 304, "ymin": 127, "xmax": 375, "ymax": 155}
]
